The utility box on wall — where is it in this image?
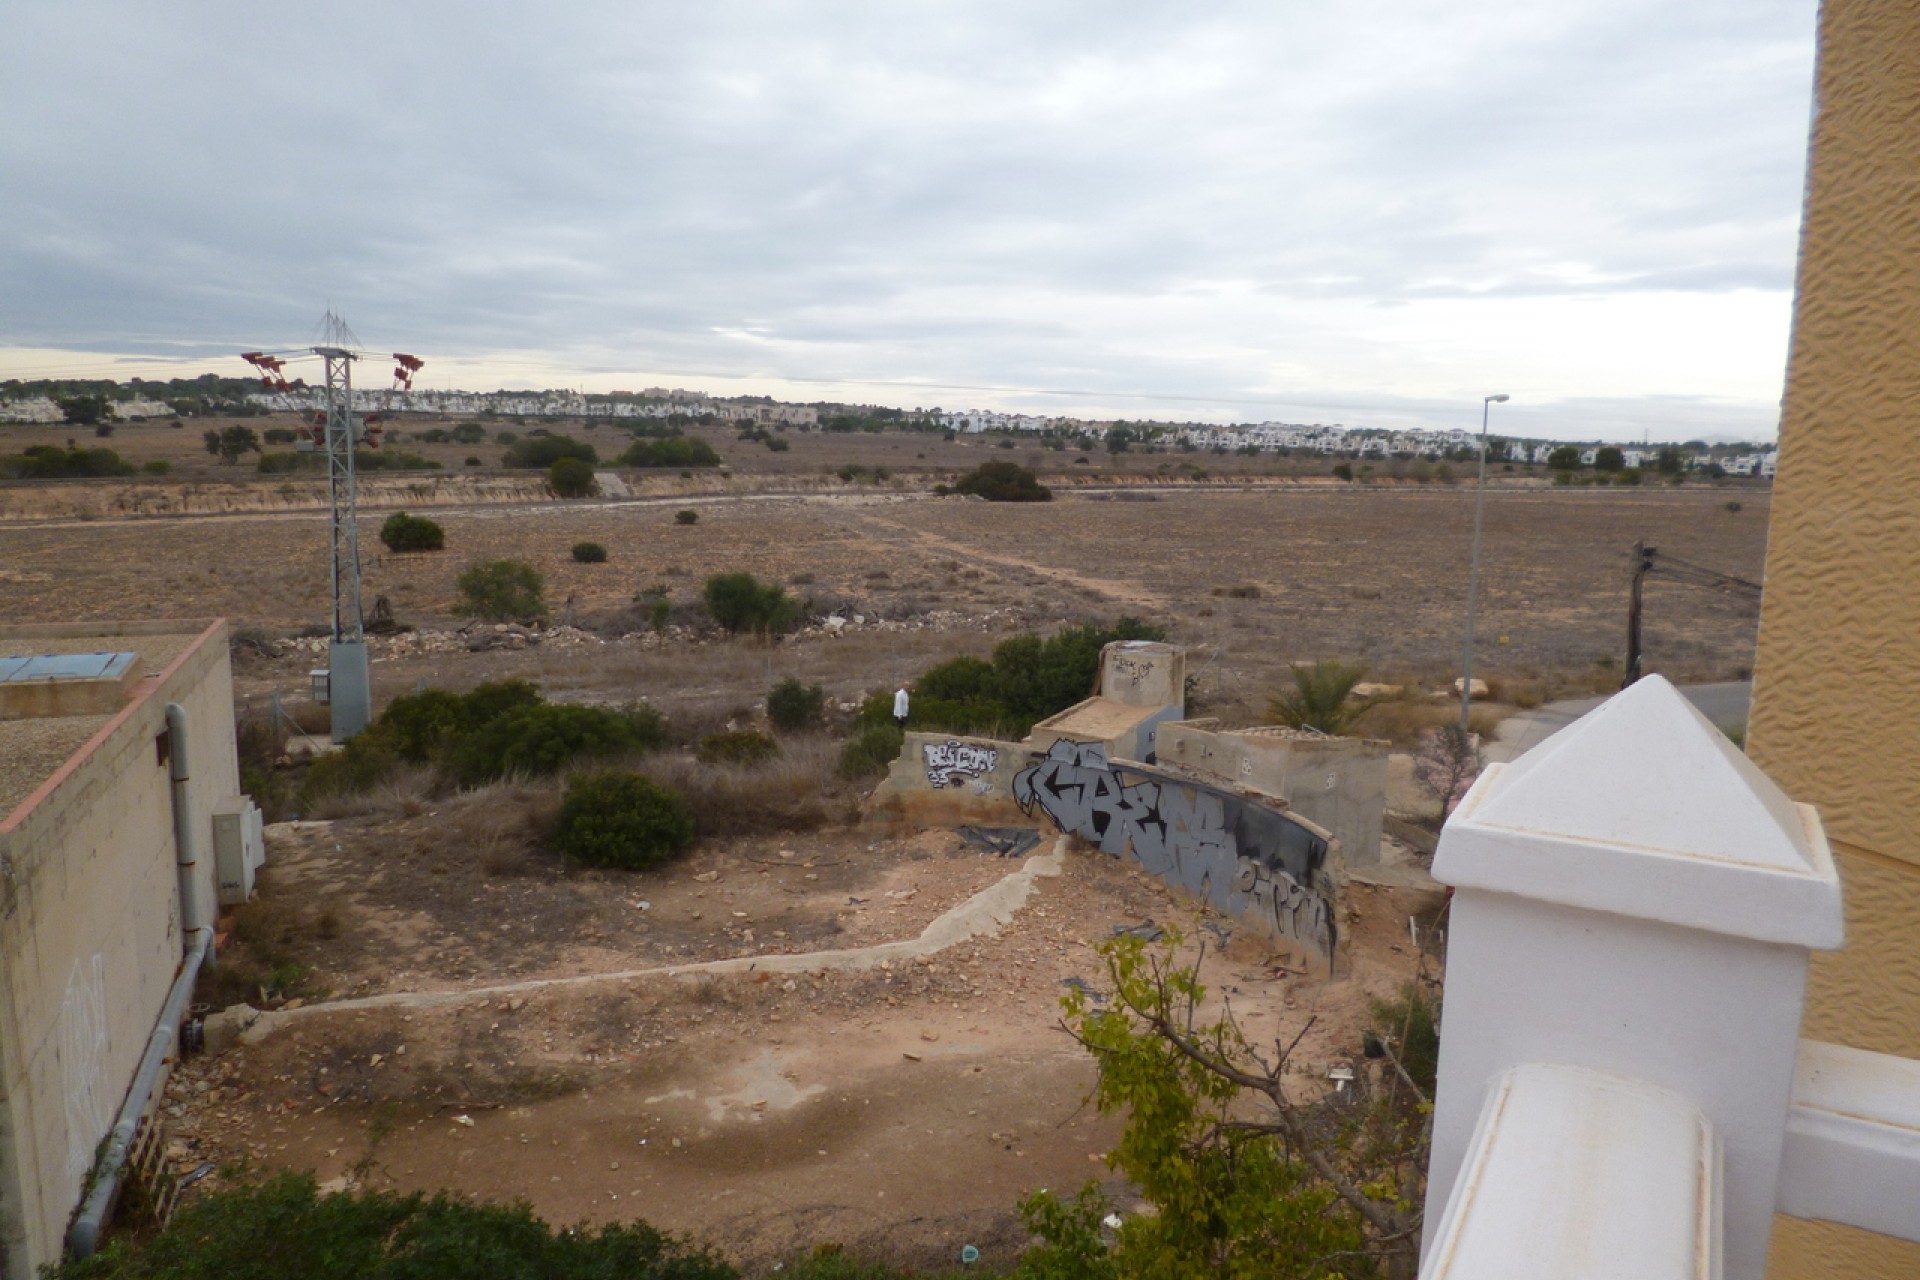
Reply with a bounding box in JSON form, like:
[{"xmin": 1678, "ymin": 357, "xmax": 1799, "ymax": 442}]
[{"xmin": 212, "ymin": 797, "xmax": 265, "ymax": 906}]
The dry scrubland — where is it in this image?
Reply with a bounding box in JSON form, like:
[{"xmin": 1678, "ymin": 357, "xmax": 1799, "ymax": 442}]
[{"xmin": 0, "ymin": 438, "xmax": 1766, "ymax": 1271}]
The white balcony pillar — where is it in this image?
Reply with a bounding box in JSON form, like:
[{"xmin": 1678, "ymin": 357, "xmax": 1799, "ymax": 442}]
[{"xmin": 1421, "ymin": 676, "xmax": 1844, "ymax": 1280}]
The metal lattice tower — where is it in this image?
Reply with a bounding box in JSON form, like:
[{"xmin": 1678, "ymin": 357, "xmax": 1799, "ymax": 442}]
[{"xmin": 316, "ymin": 344, "xmax": 363, "ymax": 642}]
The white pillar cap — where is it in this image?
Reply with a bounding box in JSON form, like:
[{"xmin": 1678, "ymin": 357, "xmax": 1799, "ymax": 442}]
[{"xmin": 1436, "ymin": 675, "xmax": 1843, "ymax": 950}]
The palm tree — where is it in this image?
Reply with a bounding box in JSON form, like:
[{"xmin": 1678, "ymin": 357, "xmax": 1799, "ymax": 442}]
[{"xmin": 1266, "ymin": 660, "xmax": 1367, "ymax": 735}]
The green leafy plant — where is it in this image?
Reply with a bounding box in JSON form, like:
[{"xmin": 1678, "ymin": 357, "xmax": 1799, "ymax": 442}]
[
  {"xmin": 456, "ymin": 560, "xmax": 547, "ymax": 622},
  {"xmin": 571, "ymin": 541, "xmax": 608, "ymax": 564},
  {"xmin": 1017, "ymin": 933, "xmax": 1428, "ymax": 1280},
  {"xmin": 620, "ymin": 437, "xmax": 720, "ymax": 467},
  {"xmin": 837, "ymin": 722, "xmax": 904, "ymax": 780},
  {"xmin": 502, "ymin": 435, "xmax": 596, "ymax": 468},
  {"xmin": 379, "ymin": 511, "xmax": 445, "ymax": 553},
  {"xmin": 703, "ymin": 571, "xmax": 800, "ymax": 635},
  {"xmin": 767, "ymin": 677, "xmax": 827, "ymax": 732},
  {"xmin": 451, "ymin": 703, "xmax": 669, "ymax": 787},
  {"xmin": 548, "ymin": 456, "xmax": 596, "ymax": 497},
  {"xmin": 694, "ymin": 729, "xmax": 779, "ymax": 766},
  {"xmin": 46, "ymin": 1171, "xmax": 734, "ymax": 1280},
  {"xmin": 549, "ymin": 772, "xmax": 695, "ymax": 871},
  {"xmin": 1266, "ymin": 660, "xmax": 1368, "ymax": 735},
  {"xmin": 675, "ymin": 509, "xmax": 699, "ymax": 525},
  {"xmin": 951, "ymin": 460, "xmax": 1052, "ymax": 502}
]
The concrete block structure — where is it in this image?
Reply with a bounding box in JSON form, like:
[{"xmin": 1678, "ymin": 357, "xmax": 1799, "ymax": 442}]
[
  {"xmin": 1028, "ymin": 641, "xmax": 1186, "ymax": 763},
  {"xmin": 0, "ymin": 620, "xmax": 243, "ymax": 1279},
  {"xmin": 1156, "ymin": 721, "xmax": 1388, "ymax": 868}
]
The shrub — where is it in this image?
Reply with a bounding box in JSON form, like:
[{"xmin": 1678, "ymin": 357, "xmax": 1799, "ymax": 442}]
[
  {"xmin": 571, "ymin": 541, "xmax": 608, "ymax": 563},
  {"xmin": 695, "ymin": 729, "xmax": 779, "ymax": 766},
  {"xmin": 1332, "ymin": 462, "xmax": 1354, "ymax": 481},
  {"xmin": 450, "ymin": 422, "xmax": 487, "ymax": 443},
  {"xmin": 1726, "ymin": 500, "xmax": 1744, "ymax": 513},
  {"xmin": 549, "ymin": 456, "xmax": 595, "ymax": 497},
  {"xmin": 839, "ymin": 722, "xmax": 904, "ymax": 780},
  {"xmin": 142, "ymin": 459, "xmax": 172, "ymax": 475},
  {"xmin": 877, "ymin": 619, "xmax": 1166, "ymax": 736},
  {"xmin": 503, "ymin": 435, "xmax": 596, "ymax": 468},
  {"xmin": 951, "ymin": 460, "xmax": 1051, "ymax": 502},
  {"xmin": 379, "ymin": 510, "xmax": 445, "ymax": 553},
  {"xmin": 765, "ymin": 436, "xmax": 790, "ymax": 452},
  {"xmin": 44, "ymin": 1170, "xmax": 734, "ymax": 1280},
  {"xmin": 704, "ymin": 571, "xmax": 799, "ymax": 635},
  {"xmin": 464, "ymin": 455, "xmax": 482, "ymax": 466},
  {"xmin": 374, "ymin": 688, "xmax": 467, "ymax": 761},
  {"xmin": 620, "ymin": 437, "xmax": 720, "ymax": 468},
  {"xmin": 263, "ymin": 427, "xmax": 297, "ymax": 444},
  {"xmin": 550, "ymin": 772, "xmax": 695, "ymax": 871},
  {"xmin": 451, "ymin": 702, "xmax": 669, "ymax": 787},
  {"xmin": 648, "ymin": 598, "xmax": 672, "ymax": 631},
  {"xmin": 456, "ymin": 559, "xmax": 547, "ymax": 622},
  {"xmin": 1268, "ymin": 660, "xmax": 1369, "ymax": 735},
  {"xmin": 767, "ymin": 677, "xmax": 826, "ymax": 731},
  {"xmin": 0, "ymin": 446, "xmax": 136, "ymax": 479},
  {"xmin": 675, "ymin": 509, "xmax": 699, "ymax": 525}
]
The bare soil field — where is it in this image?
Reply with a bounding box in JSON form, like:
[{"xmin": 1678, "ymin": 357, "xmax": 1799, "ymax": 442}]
[{"xmin": 164, "ymin": 822, "xmax": 1440, "ymax": 1273}]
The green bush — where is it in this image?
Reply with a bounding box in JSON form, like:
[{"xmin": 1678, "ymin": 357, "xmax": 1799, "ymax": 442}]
[
  {"xmin": 838, "ymin": 722, "xmax": 904, "ymax": 780},
  {"xmin": 550, "ymin": 773, "xmax": 695, "ymax": 872},
  {"xmin": 300, "ymin": 732, "xmax": 402, "ymax": 804},
  {"xmin": 263, "ymin": 427, "xmax": 297, "ymax": 444},
  {"xmin": 549, "ymin": 456, "xmax": 595, "ymax": 497},
  {"xmin": 374, "ymin": 688, "xmax": 467, "ymax": 761},
  {"xmin": 648, "ymin": 598, "xmax": 672, "ymax": 631},
  {"xmin": 503, "ymin": 435, "xmax": 596, "ymax": 469},
  {"xmin": 451, "ymin": 703, "xmax": 668, "ymax": 787},
  {"xmin": 703, "ymin": 572, "xmax": 799, "ymax": 635},
  {"xmin": 674, "ymin": 509, "xmax": 699, "ymax": 525},
  {"xmin": 620, "ymin": 437, "xmax": 720, "ymax": 468},
  {"xmin": 694, "ymin": 729, "xmax": 779, "ymax": 766},
  {"xmin": 456, "ymin": 559, "xmax": 547, "ymax": 622},
  {"xmin": 450, "ymin": 422, "xmax": 487, "ymax": 444},
  {"xmin": 142, "ymin": 459, "xmax": 172, "ymax": 475},
  {"xmin": 571, "ymin": 541, "xmax": 608, "ymax": 563},
  {"xmin": 767, "ymin": 678, "xmax": 826, "ymax": 731},
  {"xmin": 0, "ymin": 446, "xmax": 136, "ymax": 479},
  {"xmin": 46, "ymin": 1170, "xmax": 734, "ymax": 1280},
  {"xmin": 379, "ymin": 511, "xmax": 445, "ymax": 553},
  {"xmin": 951, "ymin": 460, "xmax": 1052, "ymax": 502},
  {"xmin": 1267, "ymin": 660, "xmax": 1368, "ymax": 735}
]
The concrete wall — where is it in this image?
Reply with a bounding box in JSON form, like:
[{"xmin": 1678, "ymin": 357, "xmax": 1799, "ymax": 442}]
[
  {"xmin": 0, "ymin": 621, "xmax": 236, "ymax": 1279},
  {"xmin": 1156, "ymin": 721, "xmax": 1388, "ymax": 868},
  {"xmin": 1098, "ymin": 641, "xmax": 1185, "ymax": 708},
  {"xmin": 1013, "ymin": 739, "xmax": 1340, "ymax": 970},
  {"xmin": 1749, "ymin": 4, "xmax": 1920, "ymax": 1275},
  {"xmin": 866, "ymin": 732, "xmax": 1031, "ymax": 829}
]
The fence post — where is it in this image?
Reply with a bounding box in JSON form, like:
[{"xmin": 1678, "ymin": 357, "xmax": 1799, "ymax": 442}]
[{"xmin": 1421, "ymin": 675, "xmax": 1843, "ymax": 1280}]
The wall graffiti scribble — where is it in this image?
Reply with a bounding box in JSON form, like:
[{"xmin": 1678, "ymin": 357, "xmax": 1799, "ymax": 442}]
[
  {"xmin": 923, "ymin": 739, "xmax": 999, "ymax": 789},
  {"xmin": 1014, "ymin": 739, "xmax": 1336, "ymax": 966}
]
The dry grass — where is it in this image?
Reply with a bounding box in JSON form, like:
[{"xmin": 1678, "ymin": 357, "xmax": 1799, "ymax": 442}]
[
  {"xmin": 1351, "ymin": 696, "xmax": 1503, "ymax": 747},
  {"xmin": 633, "ymin": 734, "xmax": 855, "ymax": 840}
]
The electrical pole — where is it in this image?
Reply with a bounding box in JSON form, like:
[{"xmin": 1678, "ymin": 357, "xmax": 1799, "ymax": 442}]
[{"xmin": 1624, "ymin": 541, "xmax": 1656, "ymax": 688}]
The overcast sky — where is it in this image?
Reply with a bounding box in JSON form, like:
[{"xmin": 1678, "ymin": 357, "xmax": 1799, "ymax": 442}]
[{"xmin": 0, "ymin": 2, "xmax": 1816, "ymax": 440}]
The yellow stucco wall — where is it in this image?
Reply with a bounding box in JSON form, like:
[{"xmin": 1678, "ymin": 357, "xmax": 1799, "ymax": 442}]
[{"xmin": 1749, "ymin": 1, "xmax": 1920, "ymax": 1275}]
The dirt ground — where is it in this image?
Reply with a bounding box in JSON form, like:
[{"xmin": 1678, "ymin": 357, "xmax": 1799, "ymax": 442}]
[{"xmin": 162, "ymin": 824, "xmax": 1441, "ymax": 1272}]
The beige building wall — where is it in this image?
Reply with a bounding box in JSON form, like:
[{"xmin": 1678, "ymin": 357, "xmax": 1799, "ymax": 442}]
[
  {"xmin": 1748, "ymin": 3, "xmax": 1920, "ymax": 1276},
  {"xmin": 0, "ymin": 621, "xmax": 237, "ymax": 1279}
]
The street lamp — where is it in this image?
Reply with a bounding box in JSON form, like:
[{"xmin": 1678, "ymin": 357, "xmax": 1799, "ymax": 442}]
[{"xmin": 1461, "ymin": 393, "xmax": 1509, "ymax": 733}]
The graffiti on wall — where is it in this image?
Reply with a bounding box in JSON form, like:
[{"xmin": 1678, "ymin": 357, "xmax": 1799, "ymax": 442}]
[
  {"xmin": 924, "ymin": 739, "xmax": 999, "ymax": 789},
  {"xmin": 59, "ymin": 954, "xmax": 111, "ymax": 1191},
  {"xmin": 1108, "ymin": 653, "xmax": 1155, "ymax": 690},
  {"xmin": 1013, "ymin": 739, "xmax": 1336, "ymax": 966}
]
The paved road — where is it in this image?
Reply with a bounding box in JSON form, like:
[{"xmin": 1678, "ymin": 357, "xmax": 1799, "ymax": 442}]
[{"xmin": 1486, "ymin": 680, "xmax": 1751, "ymax": 763}]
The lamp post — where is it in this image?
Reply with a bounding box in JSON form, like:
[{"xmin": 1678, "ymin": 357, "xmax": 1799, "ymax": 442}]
[{"xmin": 1460, "ymin": 393, "xmax": 1509, "ymax": 733}]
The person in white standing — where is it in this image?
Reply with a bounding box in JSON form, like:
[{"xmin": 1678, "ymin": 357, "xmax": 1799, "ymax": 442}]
[{"xmin": 893, "ymin": 684, "xmax": 910, "ymax": 729}]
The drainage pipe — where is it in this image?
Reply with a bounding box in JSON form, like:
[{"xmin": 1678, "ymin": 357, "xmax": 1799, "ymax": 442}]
[
  {"xmin": 165, "ymin": 702, "xmax": 210, "ymax": 939},
  {"xmin": 65, "ymin": 926, "xmax": 212, "ymax": 1258}
]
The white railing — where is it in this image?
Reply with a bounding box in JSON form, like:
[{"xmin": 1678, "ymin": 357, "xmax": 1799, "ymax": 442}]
[{"xmin": 1418, "ymin": 675, "xmax": 1920, "ymax": 1280}]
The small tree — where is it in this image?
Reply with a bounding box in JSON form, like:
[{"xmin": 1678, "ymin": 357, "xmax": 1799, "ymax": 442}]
[
  {"xmin": 551, "ymin": 772, "xmax": 694, "ymax": 871},
  {"xmin": 767, "ymin": 677, "xmax": 826, "ymax": 731},
  {"xmin": 1594, "ymin": 445, "xmax": 1624, "ymax": 473},
  {"xmin": 549, "ymin": 456, "xmax": 595, "ymax": 497},
  {"xmin": 703, "ymin": 571, "xmax": 799, "ymax": 635},
  {"xmin": 204, "ymin": 425, "xmax": 262, "ymax": 465},
  {"xmin": 1546, "ymin": 444, "xmax": 1581, "ymax": 471},
  {"xmin": 379, "ymin": 511, "xmax": 445, "ymax": 553},
  {"xmin": 1414, "ymin": 723, "xmax": 1481, "ymax": 821},
  {"xmin": 456, "ymin": 559, "xmax": 547, "ymax": 623},
  {"xmin": 571, "ymin": 541, "xmax": 608, "ymax": 563},
  {"xmin": 1019, "ymin": 932, "xmax": 1429, "ymax": 1280},
  {"xmin": 57, "ymin": 394, "xmax": 110, "ymax": 428},
  {"xmin": 1267, "ymin": 660, "xmax": 1368, "ymax": 735},
  {"xmin": 675, "ymin": 509, "xmax": 699, "ymax": 525},
  {"xmin": 952, "ymin": 460, "xmax": 1052, "ymax": 502}
]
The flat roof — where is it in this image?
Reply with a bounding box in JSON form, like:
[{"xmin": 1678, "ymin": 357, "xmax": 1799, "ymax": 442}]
[
  {"xmin": 0, "ymin": 652, "xmax": 136, "ymax": 684},
  {"xmin": 0, "ymin": 629, "xmax": 203, "ymax": 820}
]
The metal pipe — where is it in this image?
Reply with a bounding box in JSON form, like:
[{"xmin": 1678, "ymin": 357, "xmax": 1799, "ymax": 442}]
[
  {"xmin": 1460, "ymin": 394, "xmax": 1508, "ymax": 733},
  {"xmin": 165, "ymin": 702, "xmax": 208, "ymax": 938},
  {"xmin": 65, "ymin": 926, "xmax": 213, "ymax": 1259}
]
